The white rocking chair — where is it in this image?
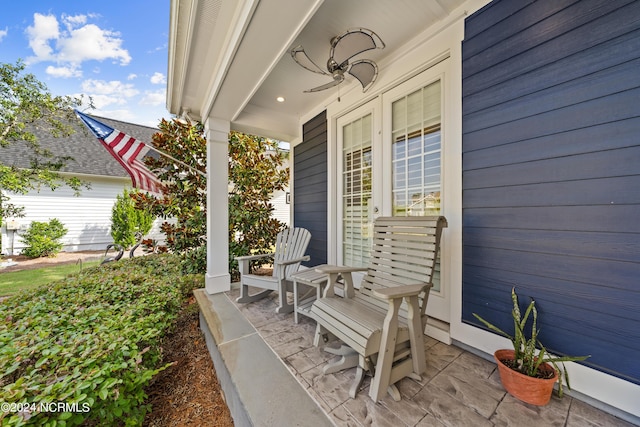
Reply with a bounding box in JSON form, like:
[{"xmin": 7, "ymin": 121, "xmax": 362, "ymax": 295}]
[{"xmin": 236, "ymin": 227, "xmax": 311, "ymax": 313}]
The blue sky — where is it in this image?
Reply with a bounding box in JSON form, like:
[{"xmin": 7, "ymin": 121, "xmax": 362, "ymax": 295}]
[{"xmin": 0, "ymin": 1, "xmax": 170, "ymax": 127}]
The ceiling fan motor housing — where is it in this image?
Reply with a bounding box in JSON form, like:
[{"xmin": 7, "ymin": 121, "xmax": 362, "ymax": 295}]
[
  {"xmin": 327, "ymin": 58, "xmax": 347, "ymax": 73},
  {"xmin": 292, "ymin": 27, "xmax": 385, "ymax": 92}
]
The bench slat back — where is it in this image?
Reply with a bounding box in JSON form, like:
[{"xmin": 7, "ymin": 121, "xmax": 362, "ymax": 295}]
[{"xmin": 357, "ymin": 216, "xmax": 447, "ymax": 318}]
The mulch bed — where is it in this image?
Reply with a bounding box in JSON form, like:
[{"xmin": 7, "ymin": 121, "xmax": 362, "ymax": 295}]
[{"xmin": 143, "ymin": 296, "xmax": 234, "ymax": 426}]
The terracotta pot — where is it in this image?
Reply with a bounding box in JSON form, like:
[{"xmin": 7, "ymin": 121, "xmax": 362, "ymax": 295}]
[{"xmin": 494, "ymin": 349, "xmax": 557, "ymax": 406}]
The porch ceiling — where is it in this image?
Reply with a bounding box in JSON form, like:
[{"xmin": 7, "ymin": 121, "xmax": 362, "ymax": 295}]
[{"xmin": 168, "ymin": 0, "xmax": 466, "ymax": 141}]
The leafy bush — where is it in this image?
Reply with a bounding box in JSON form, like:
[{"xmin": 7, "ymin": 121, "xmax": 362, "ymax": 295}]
[
  {"xmin": 181, "ymin": 245, "xmax": 207, "ymax": 275},
  {"xmin": 0, "ymin": 254, "xmax": 199, "ymax": 426},
  {"xmin": 111, "ymin": 188, "xmax": 155, "ymax": 249},
  {"xmin": 20, "ymin": 218, "xmax": 68, "ymax": 258}
]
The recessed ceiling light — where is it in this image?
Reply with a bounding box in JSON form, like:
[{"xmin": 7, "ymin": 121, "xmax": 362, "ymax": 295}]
[{"xmin": 276, "ymin": 96, "xmax": 285, "ymax": 103}]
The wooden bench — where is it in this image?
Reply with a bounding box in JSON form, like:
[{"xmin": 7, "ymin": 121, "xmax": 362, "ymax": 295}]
[{"xmin": 310, "ymin": 216, "xmax": 447, "ymax": 402}]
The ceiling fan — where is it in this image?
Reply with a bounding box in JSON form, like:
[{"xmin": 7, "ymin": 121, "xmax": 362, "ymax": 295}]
[{"xmin": 291, "ymin": 28, "xmax": 385, "ymax": 93}]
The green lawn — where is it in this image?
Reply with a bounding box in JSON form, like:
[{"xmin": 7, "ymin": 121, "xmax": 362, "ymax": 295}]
[{"xmin": 0, "ymin": 261, "xmax": 101, "ymax": 296}]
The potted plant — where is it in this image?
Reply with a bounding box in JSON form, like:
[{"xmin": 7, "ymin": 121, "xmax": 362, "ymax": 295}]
[{"xmin": 473, "ymin": 287, "xmax": 590, "ymax": 405}]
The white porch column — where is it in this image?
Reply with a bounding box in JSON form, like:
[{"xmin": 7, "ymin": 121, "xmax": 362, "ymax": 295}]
[{"xmin": 204, "ymin": 117, "xmax": 231, "ymax": 294}]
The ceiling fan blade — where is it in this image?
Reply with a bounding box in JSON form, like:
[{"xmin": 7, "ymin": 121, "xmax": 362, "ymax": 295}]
[
  {"xmin": 348, "ymin": 59, "xmax": 378, "ymax": 92},
  {"xmin": 291, "ymin": 45, "xmax": 328, "ymax": 75},
  {"xmin": 303, "ymin": 73, "xmax": 345, "ymax": 93},
  {"xmin": 330, "ymin": 28, "xmax": 385, "ymax": 67}
]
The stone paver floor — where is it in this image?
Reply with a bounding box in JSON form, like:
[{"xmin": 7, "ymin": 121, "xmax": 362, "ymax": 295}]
[{"xmin": 226, "ymin": 287, "xmax": 636, "ymax": 427}]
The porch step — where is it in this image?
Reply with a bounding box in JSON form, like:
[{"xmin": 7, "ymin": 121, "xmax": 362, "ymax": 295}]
[{"xmin": 194, "ymin": 289, "xmax": 333, "ymax": 427}]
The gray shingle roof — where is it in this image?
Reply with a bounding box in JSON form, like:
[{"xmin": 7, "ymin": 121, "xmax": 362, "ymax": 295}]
[{"xmin": 0, "ymin": 114, "xmax": 159, "ymax": 178}]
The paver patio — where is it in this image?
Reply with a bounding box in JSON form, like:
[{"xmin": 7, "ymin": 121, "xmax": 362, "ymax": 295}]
[{"xmin": 195, "ymin": 286, "xmax": 636, "ymax": 426}]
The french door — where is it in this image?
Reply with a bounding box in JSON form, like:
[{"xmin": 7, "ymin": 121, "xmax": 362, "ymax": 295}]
[
  {"xmin": 337, "ymin": 59, "xmax": 449, "ymax": 323},
  {"xmin": 338, "ymin": 102, "xmax": 379, "ymax": 269}
]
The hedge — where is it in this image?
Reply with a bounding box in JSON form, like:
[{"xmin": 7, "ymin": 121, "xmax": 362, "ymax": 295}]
[{"xmin": 0, "ymin": 254, "xmax": 200, "ymax": 426}]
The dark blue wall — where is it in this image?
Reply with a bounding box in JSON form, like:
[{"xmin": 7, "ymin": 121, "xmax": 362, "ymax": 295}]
[
  {"xmin": 462, "ymin": 0, "xmax": 640, "ymax": 384},
  {"xmin": 293, "ymin": 110, "xmax": 328, "ymax": 266}
]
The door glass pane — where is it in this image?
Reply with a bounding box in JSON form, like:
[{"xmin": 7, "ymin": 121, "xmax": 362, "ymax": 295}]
[
  {"xmin": 343, "ymin": 113, "xmax": 372, "ymax": 267},
  {"xmin": 391, "ymin": 80, "xmax": 442, "ymax": 290}
]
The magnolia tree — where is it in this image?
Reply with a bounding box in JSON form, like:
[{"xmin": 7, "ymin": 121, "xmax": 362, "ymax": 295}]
[
  {"xmin": 0, "ymin": 60, "xmax": 89, "ymax": 222},
  {"xmin": 228, "ymin": 131, "xmax": 289, "ymax": 279},
  {"xmin": 133, "ymin": 119, "xmax": 289, "ymax": 278},
  {"xmin": 132, "ymin": 118, "xmax": 207, "ymax": 271}
]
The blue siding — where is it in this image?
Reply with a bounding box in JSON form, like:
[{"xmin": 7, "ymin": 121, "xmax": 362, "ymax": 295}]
[
  {"xmin": 293, "ymin": 111, "xmax": 328, "ymax": 266},
  {"xmin": 462, "ymin": 0, "xmax": 640, "ymax": 384}
]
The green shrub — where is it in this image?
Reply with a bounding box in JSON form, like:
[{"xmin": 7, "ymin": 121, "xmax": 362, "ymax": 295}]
[
  {"xmin": 0, "ymin": 254, "xmax": 198, "ymax": 426},
  {"xmin": 180, "ymin": 245, "xmax": 207, "ymax": 275},
  {"xmin": 111, "ymin": 188, "xmax": 155, "ymax": 249},
  {"xmin": 20, "ymin": 218, "xmax": 68, "ymax": 258}
]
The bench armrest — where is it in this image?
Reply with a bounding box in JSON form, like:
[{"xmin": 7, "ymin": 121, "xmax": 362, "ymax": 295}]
[
  {"xmin": 372, "ymin": 283, "xmax": 430, "ymax": 300},
  {"xmin": 235, "ymin": 253, "xmax": 274, "ymax": 262},
  {"xmin": 275, "ymin": 255, "xmax": 311, "ymax": 266}
]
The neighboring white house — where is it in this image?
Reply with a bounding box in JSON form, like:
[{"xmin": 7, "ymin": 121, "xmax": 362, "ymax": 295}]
[
  {"xmin": 0, "ymin": 115, "xmax": 167, "ymax": 255},
  {"xmin": 1, "ymin": 114, "xmax": 291, "ymax": 256}
]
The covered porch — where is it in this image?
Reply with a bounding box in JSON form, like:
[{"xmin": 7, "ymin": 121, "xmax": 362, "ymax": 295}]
[
  {"xmin": 168, "ymin": 0, "xmax": 640, "ymax": 423},
  {"xmin": 194, "ymin": 286, "xmax": 633, "ymax": 426}
]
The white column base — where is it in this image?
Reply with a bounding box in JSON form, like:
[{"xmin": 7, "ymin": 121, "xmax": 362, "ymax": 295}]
[{"xmin": 206, "ymin": 272, "xmax": 231, "ymax": 294}]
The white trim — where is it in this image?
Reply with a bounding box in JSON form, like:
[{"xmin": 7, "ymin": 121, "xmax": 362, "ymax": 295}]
[
  {"xmin": 230, "ymin": 0, "xmax": 325, "ymax": 122},
  {"xmin": 201, "ymin": 0, "xmax": 260, "ymax": 120}
]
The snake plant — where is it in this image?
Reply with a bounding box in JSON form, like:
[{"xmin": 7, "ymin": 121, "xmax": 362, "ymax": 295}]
[{"xmin": 474, "ymin": 287, "xmax": 590, "ymax": 397}]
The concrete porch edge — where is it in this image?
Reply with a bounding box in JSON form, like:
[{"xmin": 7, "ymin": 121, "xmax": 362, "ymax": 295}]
[{"xmin": 194, "ymin": 288, "xmax": 333, "ymax": 427}]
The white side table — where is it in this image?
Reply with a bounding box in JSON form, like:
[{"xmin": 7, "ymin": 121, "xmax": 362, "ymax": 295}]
[{"xmin": 291, "ymin": 266, "xmax": 331, "ymax": 324}]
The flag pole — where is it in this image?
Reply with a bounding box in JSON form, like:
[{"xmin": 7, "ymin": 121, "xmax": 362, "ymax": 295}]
[
  {"xmin": 141, "ymin": 142, "xmax": 207, "ymax": 179},
  {"xmin": 74, "ymin": 109, "xmax": 207, "ymax": 180}
]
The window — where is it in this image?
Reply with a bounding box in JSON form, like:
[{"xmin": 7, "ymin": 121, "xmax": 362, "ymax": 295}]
[{"xmin": 342, "ymin": 114, "xmax": 373, "ymax": 267}]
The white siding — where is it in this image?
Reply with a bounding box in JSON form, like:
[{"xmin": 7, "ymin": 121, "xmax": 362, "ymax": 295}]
[
  {"xmin": 271, "ymin": 189, "xmax": 290, "ymax": 226},
  {"xmin": 1, "ymin": 176, "xmax": 166, "ymax": 255}
]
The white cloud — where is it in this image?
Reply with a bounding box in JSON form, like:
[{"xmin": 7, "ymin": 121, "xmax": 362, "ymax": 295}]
[
  {"xmin": 81, "ymin": 79, "xmax": 139, "ymax": 109},
  {"xmin": 26, "ymin": 13, "xmax": 60, "ymax": 61},
  {"xmin": 150, "ymin": 72, "xmax": 166, "ymax": 85},
  {"xmin": 139, "ymin": 89, "xmax": 166, "ymax": 106},
  {"xmin": 62, "ymin": 14, "xmax": 87, "ymax": 30},
  {"xmin": 88, "ymin": 94, "xmax": 127, "ymax": 108},
  {"xmin": 46, "ymin": 64, "xmax": 82, "ymax": 78},
  {"xmin": 25, "ymin": 13, "xmax": 131, "ymax": 72},
  {"xmin": 148, "ymin": 43, "xmax": 167, "ymax": 53},
  {"xmin": 0, "ymin": 27, "xmax": 8, "ymax": 42},
  {"xmin": 127, "ymin": 73, "xmax": 137, "ymax": 80},
  {"xmin": 57, "ymin": 24, "xmax": 131, "ymax": 65},
  {"xmin": 91, "ymin": 108, "xmax": 134, "ymax": 122},
  {"xmin": 82, "ymin": 79, "xmax": 139, "ymax": 97}
]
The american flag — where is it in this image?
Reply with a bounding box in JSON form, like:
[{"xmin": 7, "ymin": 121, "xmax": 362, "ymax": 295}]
[{"xmin": 75, "ymin": 110, "xmax": 163, "ymax": 195}]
